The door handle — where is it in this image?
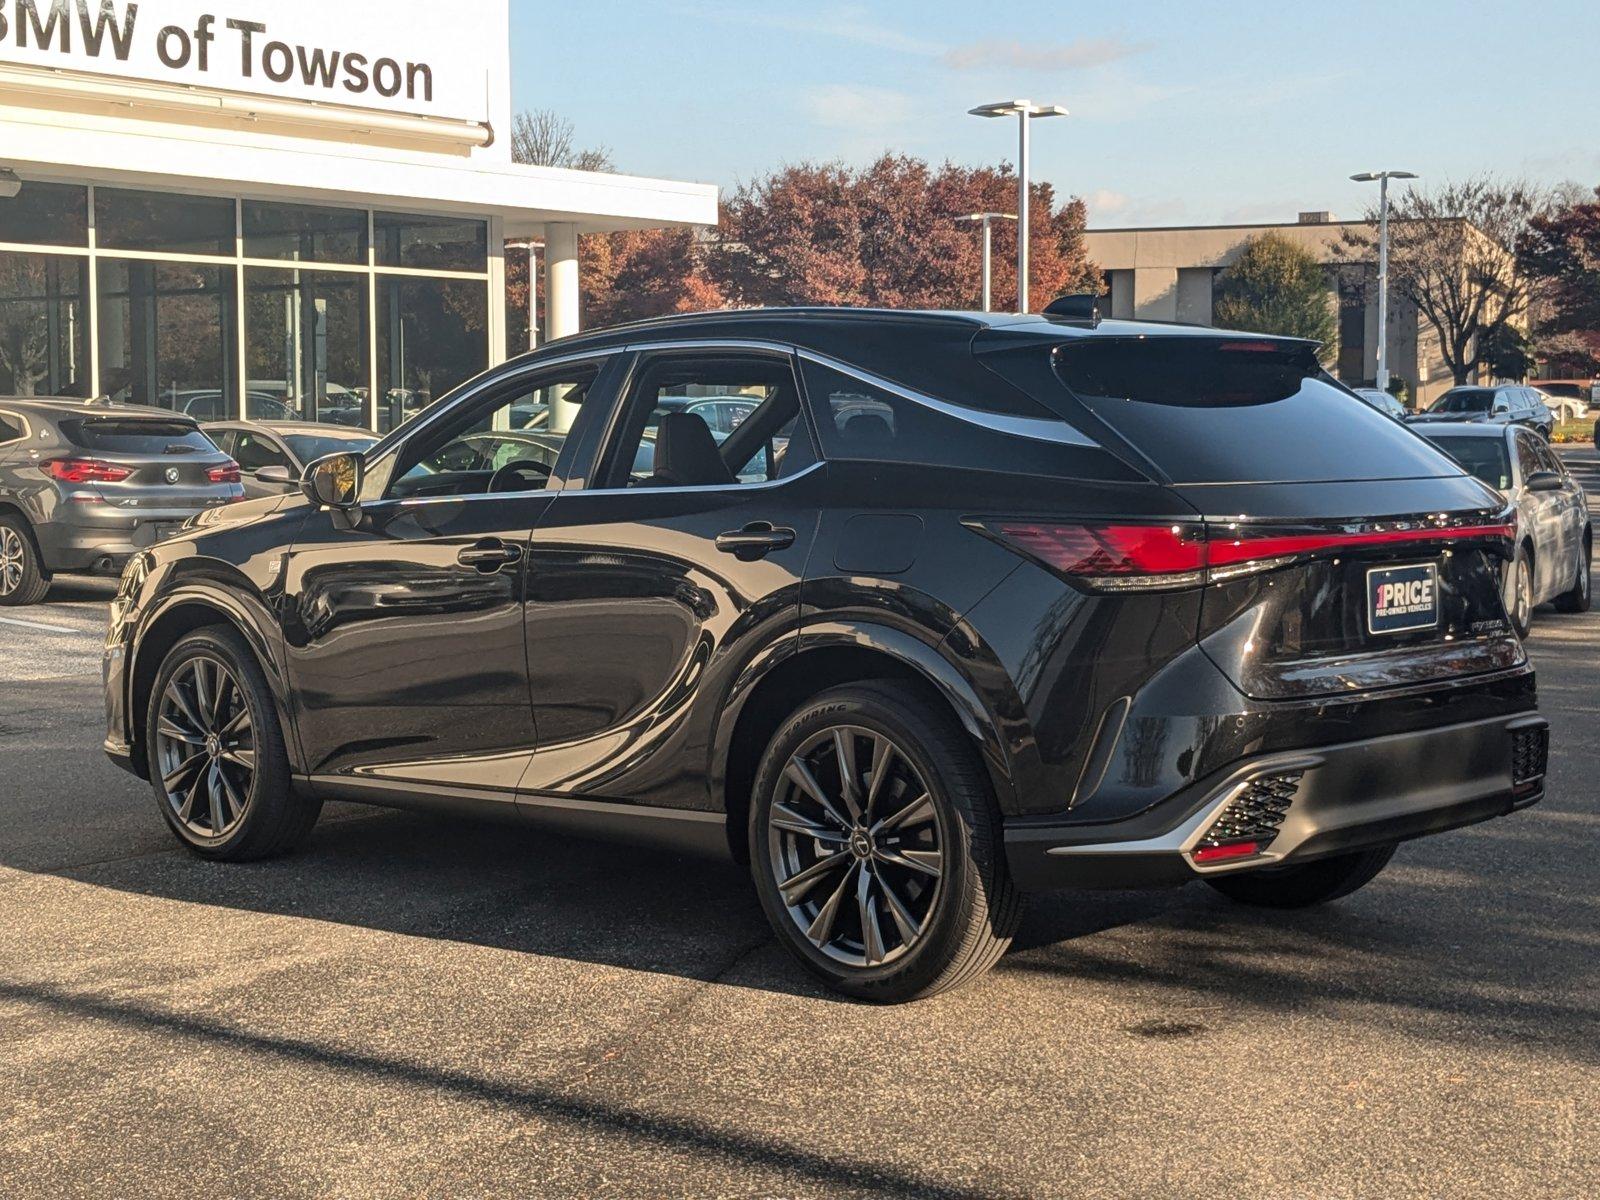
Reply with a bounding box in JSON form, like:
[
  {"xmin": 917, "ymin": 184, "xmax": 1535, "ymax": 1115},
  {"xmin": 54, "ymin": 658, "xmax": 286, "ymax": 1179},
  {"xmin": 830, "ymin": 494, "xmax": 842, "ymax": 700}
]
[
  {"xmin": 457, "ymin": 539, "xmax": 524, "ymax": 572},
  {"xmin": 716, "ymin": 522, "xmax": 796, "ymax": 560}
]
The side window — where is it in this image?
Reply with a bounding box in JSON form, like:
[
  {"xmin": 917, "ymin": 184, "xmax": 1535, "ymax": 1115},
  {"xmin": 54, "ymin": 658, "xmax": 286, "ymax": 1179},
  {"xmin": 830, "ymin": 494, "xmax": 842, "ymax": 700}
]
[
  {"xmin": 1533, "ymin": 440, "xmax": 1565, "ymax": 476},
  {"xmin": 209, "ymin": 430, "xmax": 237, "ymax": 456},
  {"xmin": 1514, "ymin": 433, "xmax": 1542, "ymax": 480},
  {"xmin": 1492, "ymin": 391, "xmax": 1512, "ymax": 414},
  {"xmin": 600, "ymin": 352, "xmax": 815, "ymax": 490},
  {"xmin": 383, "ymin": 363, "xmax": 600, "ymax": 500},
  {"xmin": 232, "ymin": 432, "xmax": 289, "ymax": 473},
  {"xmin": 0, "ymin": 413, "xmax": 24, "ymax": 445}
]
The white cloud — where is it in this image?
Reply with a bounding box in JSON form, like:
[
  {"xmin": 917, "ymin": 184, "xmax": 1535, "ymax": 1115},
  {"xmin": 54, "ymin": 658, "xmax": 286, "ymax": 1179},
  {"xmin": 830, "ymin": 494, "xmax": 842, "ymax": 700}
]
[
  {"xmin": 944, "ymin": 37, "xmax": 1151, "ymax": 72},
  {"xmin": 671, "ymin": 3, "xmax": 943, "ymax": 56},
  {"xmin": 1087, "ymin": 189, "xmax": 1131, "ymax": 216},
  {"xmin": 802, "ymin": 84, "xmax": 917, "ymax": 131}
]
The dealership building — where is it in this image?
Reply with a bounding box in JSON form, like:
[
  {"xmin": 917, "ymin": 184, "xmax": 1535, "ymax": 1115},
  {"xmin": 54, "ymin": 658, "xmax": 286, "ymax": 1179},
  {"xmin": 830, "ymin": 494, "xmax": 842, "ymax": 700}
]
[
  {"xmin": 0, "ymin": 0, "xmax": 717, "ymax": 430},
  {"xmin": 1084, "ymin": 214, "xmax": 1488, "ymax": 408}
]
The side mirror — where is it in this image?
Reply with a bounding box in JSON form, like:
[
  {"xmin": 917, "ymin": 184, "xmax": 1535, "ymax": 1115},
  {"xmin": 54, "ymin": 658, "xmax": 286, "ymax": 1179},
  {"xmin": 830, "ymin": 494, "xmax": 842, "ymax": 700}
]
[
  {"xmin": 1526, "ymin": 470, "xmax": 1564, "ymax": 493},
  {"xmin": 301, "ymin": 451, "xmax": 363, "ymax": 509},
  {"xmin": 255, "ymin": 465, "xmax": 294, "ymax": 484}
]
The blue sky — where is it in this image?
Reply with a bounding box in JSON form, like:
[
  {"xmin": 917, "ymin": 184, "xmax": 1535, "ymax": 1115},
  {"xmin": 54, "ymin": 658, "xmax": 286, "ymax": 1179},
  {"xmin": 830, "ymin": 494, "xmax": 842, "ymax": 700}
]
[{"xmin": 509, "ymin": 1, "xmax": 1600, "ymax": 227}]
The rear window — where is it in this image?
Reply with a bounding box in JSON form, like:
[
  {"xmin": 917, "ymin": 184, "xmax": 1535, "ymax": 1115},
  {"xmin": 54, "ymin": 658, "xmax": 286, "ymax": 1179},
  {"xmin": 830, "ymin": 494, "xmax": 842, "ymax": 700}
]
[
  {"xmin": 1420, "ymin": 435, "xmax": 1511, "ymax": 491},
  {"xmin": 1050, "ymin": 339, "xmax": 1456, "ymax": 485},
  {"xmin": 64, "ymin": 419, "xmax": 215, "ymax": 454}
]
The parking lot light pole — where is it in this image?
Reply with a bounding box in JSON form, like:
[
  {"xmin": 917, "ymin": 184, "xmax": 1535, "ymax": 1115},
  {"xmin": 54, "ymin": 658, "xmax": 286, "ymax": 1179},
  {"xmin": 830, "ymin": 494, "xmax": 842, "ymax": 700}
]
[
  {"xmin": 969, "ymin": 101, "xmax": 1068, "ymax": 314},
  {"xmin": 1350, "ymin": 170, "xmax": 1418, "ymax": 392},
  {"xmin": 955, "ymin": 212, "xmax": 1017, "ymax": 311},
  {"xmin": 506, "ymin": 240, "xmax": 543, "ymax": 351}
]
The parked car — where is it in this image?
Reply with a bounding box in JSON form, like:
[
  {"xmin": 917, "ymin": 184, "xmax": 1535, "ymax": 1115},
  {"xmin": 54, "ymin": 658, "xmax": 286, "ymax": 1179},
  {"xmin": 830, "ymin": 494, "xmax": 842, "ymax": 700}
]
[
  {"xmin": 1530, "ymin": 379, "xmax": 1599, "ymax": 411},
  {"xmin": 0, "ymin": 398, "xmax": 241, "ymax": 605},
  {"xmin": 1350, "ymin": 387, "xmax": 1408, "ymax": 420},
  {"xmin": 202, "ymin": 421, "xmax": 378, "ymax": 499},
  {"xmin": 175, "ymin": 390, "xmax": 296, "ymax": 424},
  {"xmin": 685, "ymin": 395, "xmax": 760, "ymax": 434},
  {"xmin": 1528, "ymin": 385, "xmax": 1588, "ymax": 424},
  {"xmin": 1415, "ymin": 423, "xmax": 1591, "ymax": 635},
  {"xmin": 104, "ymin": 309, "xmax": 1547, "ymax": 1002},
  {"xmin": 1408, "ymin": 384, "xmax": 1556, "ymax": 439}
]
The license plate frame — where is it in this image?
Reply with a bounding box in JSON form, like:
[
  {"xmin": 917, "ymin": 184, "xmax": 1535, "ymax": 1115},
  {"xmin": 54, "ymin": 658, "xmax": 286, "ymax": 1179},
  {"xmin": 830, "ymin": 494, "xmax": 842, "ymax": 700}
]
[{"xmin": 1366, "ymin": 562, "xmax": 1440, "ymax": 636}]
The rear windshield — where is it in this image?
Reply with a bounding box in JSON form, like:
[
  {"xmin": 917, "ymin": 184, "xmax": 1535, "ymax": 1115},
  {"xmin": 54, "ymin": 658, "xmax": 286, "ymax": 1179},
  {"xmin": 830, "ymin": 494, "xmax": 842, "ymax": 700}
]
[
  {"xmin": 1430, "ymin": 388, "xmax": 1495, "ymax": 414},
  {"xmin": 1050, "ymin": 339, "xmax": 1457, "ymax": 484},
  {"xmin": 64, "ymin": 419, "xmax": 215, "ymax": 455},
  {"xmin": 1420, "ymin": 434, "xmax": 1511, "ymax": 491}
]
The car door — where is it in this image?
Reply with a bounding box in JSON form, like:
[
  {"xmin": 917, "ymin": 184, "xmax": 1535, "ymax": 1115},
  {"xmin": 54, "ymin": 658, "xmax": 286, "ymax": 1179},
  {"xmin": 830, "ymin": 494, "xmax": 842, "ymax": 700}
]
[
  {"xmin": 1533, "ymin": 437, "xmax": 1583, "ymax": 587},
  {"xmin": 231, "ymin": 428, "xmax": 296, "ymax": 498},
  {"xmin": 279, "ymin": 354, "xmax": 620, "ymax": 805},
  {"xmin": 517, "ymin": 345, "xmax": 825, "ymax": 812},
  {"xmin": 1512, "ymin": 429, "xmax": 1562, "ymax": 597}
]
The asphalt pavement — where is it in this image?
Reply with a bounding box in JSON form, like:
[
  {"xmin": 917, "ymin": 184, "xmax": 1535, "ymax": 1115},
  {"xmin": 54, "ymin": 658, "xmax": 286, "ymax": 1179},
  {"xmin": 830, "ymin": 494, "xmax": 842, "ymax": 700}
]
[{"xmin": 1, "ymin": 451, "xmax": 1597, "ymax": 1198}]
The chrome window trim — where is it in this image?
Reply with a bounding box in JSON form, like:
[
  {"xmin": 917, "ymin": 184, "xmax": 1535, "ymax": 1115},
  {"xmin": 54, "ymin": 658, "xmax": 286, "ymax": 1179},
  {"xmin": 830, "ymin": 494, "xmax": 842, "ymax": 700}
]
[{"xmin": 559, "ymin": 459, "xmax": 824, "ymax": 500}]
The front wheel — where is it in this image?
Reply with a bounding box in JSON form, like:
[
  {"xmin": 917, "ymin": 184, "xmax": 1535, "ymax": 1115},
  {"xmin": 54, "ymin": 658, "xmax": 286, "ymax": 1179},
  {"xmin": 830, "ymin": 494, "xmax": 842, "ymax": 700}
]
[
  {"xmin": 1553, "ymin": 536, "xmax": 1592, "ymax": 613},
  {"xmin": 749, "ymin": 682, "xmax": 1022, "ymax": 1002},
  {"xmin": 145, "ymin": 625, "xmax": 321, "ymax": 860},
  {"xmin": 1204, "ymin": 844, "xmax": 1396, "ymax": 909}
]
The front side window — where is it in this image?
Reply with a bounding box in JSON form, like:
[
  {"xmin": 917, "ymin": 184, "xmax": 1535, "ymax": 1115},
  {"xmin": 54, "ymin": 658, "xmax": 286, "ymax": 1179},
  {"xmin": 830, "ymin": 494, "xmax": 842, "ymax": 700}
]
[
  {"xmin": 1514, "ymin": 433, "xmax": 1542, "ymax": 482},
  {"xmin": 232, "ymin": 431, "xmax": 290, "ymax": 473},
  {"xmin": 601, "ymin": 353, "xmax": 815, "ymax": 490},
  {"xmin": 1422, "ymin": 435, "xmax": 1511, "ymax": 491},
  {"xmin": 383, "ymin": 364, "xmax": 600, "ymax": 500}
]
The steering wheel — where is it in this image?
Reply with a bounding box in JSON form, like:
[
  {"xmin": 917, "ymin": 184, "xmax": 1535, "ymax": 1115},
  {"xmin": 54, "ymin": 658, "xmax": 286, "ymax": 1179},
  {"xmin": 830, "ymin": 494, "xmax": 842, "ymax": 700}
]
[{"xmin": 487, "ymin": 459, "xmax": 552, "ymax": 493}]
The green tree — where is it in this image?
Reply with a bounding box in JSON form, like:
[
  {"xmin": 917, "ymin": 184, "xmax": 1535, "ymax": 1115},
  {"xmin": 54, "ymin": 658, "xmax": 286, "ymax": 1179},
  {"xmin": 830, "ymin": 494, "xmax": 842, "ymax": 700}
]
[{"xmin": 1212, "ymin": 232, "xmax": 1338, "ymax": 362}]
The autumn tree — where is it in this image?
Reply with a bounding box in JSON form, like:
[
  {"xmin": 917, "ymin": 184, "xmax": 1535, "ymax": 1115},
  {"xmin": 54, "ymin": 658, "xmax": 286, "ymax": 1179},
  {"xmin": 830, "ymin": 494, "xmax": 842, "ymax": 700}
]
[
  {"xmin": 1212, "ymin": 232, "xmax": 1338, "ymax": 361},
  {"xmin": 1341, "ymin": 178, "xmax": 1555, "ymax": 384},
  {"xmin": 1519, "ymin": 184, "xmax": 1600, "ymax": 376},
  {"xmin": 713, "ymin": 154, "xmax": 1098, "ymax": 311}
]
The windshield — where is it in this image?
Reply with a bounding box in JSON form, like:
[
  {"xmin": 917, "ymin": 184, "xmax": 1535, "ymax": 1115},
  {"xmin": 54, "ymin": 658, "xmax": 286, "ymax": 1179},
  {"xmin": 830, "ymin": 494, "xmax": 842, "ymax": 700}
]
[
  {"xmin": 1051, "ymin": 338, "xmax": 1455, "ymax": 484},
  {"xmin": 285, "ymin": 433, "xmax": 376, "ymax": 463},
  {"xmin": 1430, "ymin": 389, "xmax": 1495, "ymax": 414},
  {"xmin": 1421, "ymin": 434, "xmax": 1511, "ymax": 491}
]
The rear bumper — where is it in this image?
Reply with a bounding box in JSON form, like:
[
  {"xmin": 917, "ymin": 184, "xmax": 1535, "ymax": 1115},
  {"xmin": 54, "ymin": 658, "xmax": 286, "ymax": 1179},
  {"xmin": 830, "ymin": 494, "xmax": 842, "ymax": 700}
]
[
  {"xmin": 1005, "ymin": 712, "xmax": 1548, "ymax": 891},
  {"xmin": 36, "ymin": 510, "xmax": 197, "ymax": 573}
]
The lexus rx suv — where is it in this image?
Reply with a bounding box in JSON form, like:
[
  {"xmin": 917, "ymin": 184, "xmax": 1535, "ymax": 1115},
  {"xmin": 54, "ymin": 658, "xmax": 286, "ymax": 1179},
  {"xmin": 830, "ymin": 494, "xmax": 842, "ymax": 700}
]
[
  {"xmin": 0, "ymin": 399, "xmax": 242, "ymax": 605},
  {"xmin": 103, "ymin": 309, "xmax": 1548, "ymax": 1002}
]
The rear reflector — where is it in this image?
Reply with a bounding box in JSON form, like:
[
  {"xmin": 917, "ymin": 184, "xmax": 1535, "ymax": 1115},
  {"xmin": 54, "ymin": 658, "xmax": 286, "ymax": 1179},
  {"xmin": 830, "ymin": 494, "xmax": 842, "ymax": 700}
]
[
  {"xmin": 207, "ymin": 460, "xmax": 242, "ymax": 484},
  {"xmin": 1192, "ymin": 841, "xmax": 1263, "ymax": 864},
  {"xmin": 44, "ymin": 457, "xmax": 133, "ymax": 484},
  {"xmin": 971, "ymin": 517, "xmax": 1515, "ymax": 592}
]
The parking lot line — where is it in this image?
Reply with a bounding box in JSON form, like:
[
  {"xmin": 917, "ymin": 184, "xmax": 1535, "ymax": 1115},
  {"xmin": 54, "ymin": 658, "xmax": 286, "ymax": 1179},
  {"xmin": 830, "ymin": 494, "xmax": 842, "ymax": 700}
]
[{"xmin": 0, "ymin": 614, "xmax": 92, "ymax": 635}]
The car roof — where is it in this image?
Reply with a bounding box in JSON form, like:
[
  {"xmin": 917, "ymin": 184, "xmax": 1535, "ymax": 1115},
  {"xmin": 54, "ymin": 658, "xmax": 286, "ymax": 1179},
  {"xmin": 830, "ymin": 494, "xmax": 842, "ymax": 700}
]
[
  {"xmin": 0, "ymin": 397, "xmax": 199, "ymax": 422},
  {"xmin": 204, "ymin": 420, "xmax": 374, "ymax": 437}
]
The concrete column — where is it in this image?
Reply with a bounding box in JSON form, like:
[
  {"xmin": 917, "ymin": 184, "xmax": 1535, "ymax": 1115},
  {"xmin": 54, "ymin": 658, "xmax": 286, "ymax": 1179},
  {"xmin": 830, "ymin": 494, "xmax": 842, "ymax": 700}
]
[{"xmin": 544, "ymin": 221, "xmax": 581, "ymax": 432}]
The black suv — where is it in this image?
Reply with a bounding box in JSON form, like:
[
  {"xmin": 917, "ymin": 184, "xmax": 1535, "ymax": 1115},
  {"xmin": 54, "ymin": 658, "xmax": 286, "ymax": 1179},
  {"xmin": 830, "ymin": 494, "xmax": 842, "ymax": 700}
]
[
  {"xmin": 103, "ymin": 310, "xmax": 1547, "ymax": 1001},
  {"xmin": 0, "ymin": 399, "xmax": 242, "ymax": 605},
  {"xmin": 1409, "ymin": 384, "xmax": 1556, "ymax": 439}
]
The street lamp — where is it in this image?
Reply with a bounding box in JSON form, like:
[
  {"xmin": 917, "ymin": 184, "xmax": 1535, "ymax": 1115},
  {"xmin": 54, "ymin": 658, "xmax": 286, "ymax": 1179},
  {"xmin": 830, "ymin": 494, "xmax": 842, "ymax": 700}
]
[
  {"xmin": 1349, "ymin": 170, "xmax": 1418, "ymax": 392},
  {"xmin": 955, "ymin": 212, "xmax": 1017, "ymax": 312},
  {"xmin": 506, "ymin": 239, "xmax": 543, "ymax": 351},
  {"xmin": 969, "ymin": 100, "xmax": 1068, "ymax": 314}
]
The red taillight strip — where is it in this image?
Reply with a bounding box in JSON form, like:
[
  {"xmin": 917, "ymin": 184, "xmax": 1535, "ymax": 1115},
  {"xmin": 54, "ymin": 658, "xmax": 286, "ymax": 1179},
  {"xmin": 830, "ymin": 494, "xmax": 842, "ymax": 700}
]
[
  {"xmin": 43, "ymin": 457, "xmax": 133, "ymax": 484},
  {"xmin": 1207, "ymin": 522, "xmax": 1517, "ymax": 567}
]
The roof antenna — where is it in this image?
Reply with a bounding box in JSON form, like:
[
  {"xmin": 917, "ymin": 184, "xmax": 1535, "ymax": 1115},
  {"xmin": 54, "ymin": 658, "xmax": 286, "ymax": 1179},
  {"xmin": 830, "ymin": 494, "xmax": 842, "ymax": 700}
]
[{"xmin": 1042, "ymin": 293, "xmax": 1101, "ymax": 326}]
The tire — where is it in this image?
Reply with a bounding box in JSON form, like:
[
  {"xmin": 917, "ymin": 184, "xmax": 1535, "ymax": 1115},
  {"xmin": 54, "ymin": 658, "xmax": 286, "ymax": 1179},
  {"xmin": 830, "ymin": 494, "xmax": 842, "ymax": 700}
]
[
  {"xmin": 1553, "ymin": 534, "xmax": 1592, "ymax": 613},
  {"xmin": 1204, "ymin": 844, "xmax": 1396, "ymax": 909},
  {"xmin": 0, "ymin": 515, "xmax": 50, "ymax": 606},
  {"xmin": 749, "ymin": 681, "xmax": 1022, "ymax": 1003},
  {"xmin": 145, "ymin": 624, "xmax": 320, "ymax": 860},
  {"xmin": 1506, "ymin": 543, "xmax": 1534, "ymax": 637}
]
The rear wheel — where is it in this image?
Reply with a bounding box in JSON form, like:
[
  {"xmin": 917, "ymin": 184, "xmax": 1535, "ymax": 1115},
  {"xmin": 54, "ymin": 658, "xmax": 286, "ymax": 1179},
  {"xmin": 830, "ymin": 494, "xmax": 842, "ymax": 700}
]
[
  {"xmin": 1506, "ymin": 544, "xmax": 1534, "ymax": 637},
  {"xmin": 749, "ymin": 682, "xmax": 1021, "ymax": 1002},
  {"xmin": 1553, "ymin": 535, "xmax": 1592, "ymax": 613},
  {"xmin": 145, "ymin": 625, "xmax": 320, "ymax": 860},
  {"xmin": 0, "ymin": 516, "xmax": 50, "ymax": 606},
  {"xmin": 1204, "ymin": 844, "xmax": 1396, "ymax": 908}
]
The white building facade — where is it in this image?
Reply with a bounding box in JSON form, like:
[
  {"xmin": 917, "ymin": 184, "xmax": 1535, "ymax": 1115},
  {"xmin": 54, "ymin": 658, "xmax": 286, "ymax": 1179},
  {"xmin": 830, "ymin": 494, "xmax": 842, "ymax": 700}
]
[{"xmin": 0, "ymin": 0, "xmax": 717, "ymax": 429}]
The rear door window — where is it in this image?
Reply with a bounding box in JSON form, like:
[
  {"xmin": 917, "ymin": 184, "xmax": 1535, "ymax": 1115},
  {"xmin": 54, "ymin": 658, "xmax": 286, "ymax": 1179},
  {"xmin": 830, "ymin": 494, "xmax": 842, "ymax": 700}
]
[
  {"xmin": 1050, "ymin": 338, "xmax": 1456, "ymax": 485},
  {"xmin": 63, "ymin": 419, "xmax": 215, "ymax": 454}
]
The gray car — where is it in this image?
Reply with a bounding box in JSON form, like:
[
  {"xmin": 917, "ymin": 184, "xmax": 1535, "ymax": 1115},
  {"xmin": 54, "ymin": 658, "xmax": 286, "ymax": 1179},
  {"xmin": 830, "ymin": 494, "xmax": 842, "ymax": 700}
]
[
  {"xmin": 1416, "ymin": 423, "xmax": 1591, "ymax": 635},
  {"xmin": 0, "ymin": 398, "xmax": 242, "ymax": 605},
  {"xmin": 203, "ymin": 421, "xmax": 378, "ymax": 500}
]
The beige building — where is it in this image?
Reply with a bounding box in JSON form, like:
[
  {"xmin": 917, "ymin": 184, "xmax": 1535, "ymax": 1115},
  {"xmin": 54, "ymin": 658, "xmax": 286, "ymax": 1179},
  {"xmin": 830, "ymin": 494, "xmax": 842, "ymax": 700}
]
[{"xmin": 1084, "ymin": 214, "xmax": 1480, "ymax": 408}]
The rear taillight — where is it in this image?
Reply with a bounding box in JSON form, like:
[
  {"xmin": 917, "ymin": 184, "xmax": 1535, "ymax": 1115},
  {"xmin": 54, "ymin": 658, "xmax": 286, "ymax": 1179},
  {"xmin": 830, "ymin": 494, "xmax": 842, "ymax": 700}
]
[
  {"xmin": 206, "ymin": 460, "xmax": 241, "ymax": 484},
  {"xmin": 972, "ymin": 517, "xmax": 1516, "ymax": 592},
  {"xmin": 44, "ymin": 457, "xmax": 132, "ymax": 484}
]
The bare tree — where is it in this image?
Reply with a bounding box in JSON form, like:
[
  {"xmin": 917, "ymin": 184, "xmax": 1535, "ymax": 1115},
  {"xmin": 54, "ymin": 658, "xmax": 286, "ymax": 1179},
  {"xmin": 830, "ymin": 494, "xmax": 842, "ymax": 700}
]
[
  {"xmin": 510, "ymin": 109, "xmax": 614, "ymax": 172},
  {"xmin": 1341, "ymin": 177, "xmax": 1555, "ymax": 384}
]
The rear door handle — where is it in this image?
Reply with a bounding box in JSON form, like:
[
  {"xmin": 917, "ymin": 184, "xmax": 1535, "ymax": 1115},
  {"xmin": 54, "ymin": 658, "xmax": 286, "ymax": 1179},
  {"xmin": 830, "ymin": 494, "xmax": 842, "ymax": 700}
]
[
  {"xmin": 716, "ymin": 522, "xmax": 796, "ymax": 559},
  {"xmin": 457, "ymin": 539, "xmax": 523, "ymax": 572}
]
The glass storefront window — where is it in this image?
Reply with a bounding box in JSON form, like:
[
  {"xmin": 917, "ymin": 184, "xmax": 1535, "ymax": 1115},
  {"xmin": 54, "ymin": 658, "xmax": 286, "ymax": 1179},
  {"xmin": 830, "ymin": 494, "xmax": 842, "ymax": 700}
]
[
  {"xmin": 374, "ymin": 211, "xmax": 487, "ymax": 273},
  {"xmin": 243, "ymin": 201, "xmax": 368, "ymax": 266},
  {"xmin": 376, "ymin": 275, "xmax": 488, "ymax": 433},
  {"xmin": 0, "ymin": 181, "xmax": 89, "ymax": 248},
  {"xmin": 97, "ymin": 261, "xmax": 237, "ymax": 414},
  {"xmin": 0, "ymin": 251, "xmax": 91, "ymax": 397},
  {"xmin": 96, "ymin": 188, "xmax": 236, "ymax": 257},
  {"xmin": 245, "ymin": 267, "xmax": 370, "ymax": 424}
]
